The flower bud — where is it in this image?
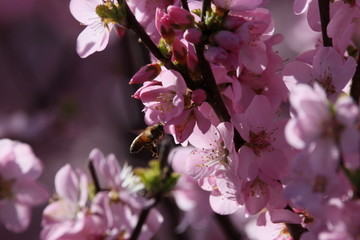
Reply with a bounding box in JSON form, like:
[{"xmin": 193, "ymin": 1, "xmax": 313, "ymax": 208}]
[
  {"xmin": 167, "ymin": 6, "xmax": 194, "ymax": 28},
  {"xmin": 192, "ymin": 89, "xmax": 207, "ymax": 105},
  {"xmin": 172, "ymin": 38, "xmax": 187, "ymax": 66},
  {"xmin": 184, "ymin": 28, "xmax": 202, "ymax": 44},
  {"xmin": 129, "ymin": 63, "xmax": 161, "ymax": 84},
  {"xmin": 156, "ymin": 8, "xmax": 175, "ymax": 43}
]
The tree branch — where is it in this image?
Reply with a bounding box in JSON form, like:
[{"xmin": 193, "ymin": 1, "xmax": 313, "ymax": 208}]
[
  {"xmin": 201, "ymin": 0, "xmax": 211, "ymax": 22},
  {"xmin": 129, "ymin": 199, "xmax": 159, "ymax": 240},
  {"xmin": 181, "ymin": 0, "xmax": 189, "ymax": 11},
  {"xmin": 88, "ymin": 160, "xmax": 101, "ymax": 194},
  {"xmin": 350, "ymin": 56, "xmax": 360, "ymax": 104},
  {"xmin": 318, "ymin": 0, "xmax": 332, "ymax": 47}
]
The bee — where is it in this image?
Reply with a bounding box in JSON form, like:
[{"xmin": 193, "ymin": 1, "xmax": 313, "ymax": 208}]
[{"xmin": 129, "ymin": 123, "xmax": 164, "ymax": 155}]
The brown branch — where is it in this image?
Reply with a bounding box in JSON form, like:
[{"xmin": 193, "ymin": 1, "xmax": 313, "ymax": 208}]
[
  {"xmin": 318, "ymin": 0, "xmax": 332, "ymax": 47},
  {"xmin": 201, "ymin": 0, "xmax": 211, "ymax": 22},
  {"xmin": 195, "ymin": 43, "xmax": 231, "ymax": 123},
  {"xmin": 181, "ymin": 0, "xmax": 189, "ymax": 12},
  {"xmin": 350, "ymin": 56, "xmax": 360, "ymax": 104},
  {"xmin": 88, "ymin": 160, "xmax": 101, "ymax": 194},
  {"xmin": 129, "ymin": 199, "xmax": 159, "ymax": 240}
]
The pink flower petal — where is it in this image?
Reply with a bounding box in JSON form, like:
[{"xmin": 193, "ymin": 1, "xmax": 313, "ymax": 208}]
[
  {"xmin": 0, "ymin": 200, "xmax": 30, "ymax": 233},
  {"xmin": 209, "ymin": 190, "xmax": 239, "ymax": 215}
]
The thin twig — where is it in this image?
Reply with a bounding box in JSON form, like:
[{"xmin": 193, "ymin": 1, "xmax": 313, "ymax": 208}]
[
  {"xmin": 350, "ymin": 56, "xmax": 360, "ymax": 104},
  {"xmin": 180, "ymin": 0, "xmax": 189, "ymax": 12},
  {"xmin": 318, "ymin": 0, "xmax": 332, "ymax": 47},
  {"xmin": 88, "ymin": 160, "xmax": 101, "ymax": 194},
  {"xmin": 201, "ymin": 0, "xmax": 211, "ymax": 22},
  {"xmin": 129, "ymin": 199, "xmax": 159, "ymax": 240}
]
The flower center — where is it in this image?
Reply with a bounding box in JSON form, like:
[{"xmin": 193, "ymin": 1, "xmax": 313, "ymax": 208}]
[
  {"xmin": 247, "ymin": 128, "xmax": 275, "ymax": 156},
  {"xmin": 197, "ymin": 140, "xmax": 230, "ymax": 169},
  {"xmin": 246, "ymin": 177, "xmax": 267, "ymax": 198},
  {"xmin": 154, "ymin": 91, "xmax": 176, "ymax": 112},
  {"xmin": 312, "ymin": 71, "xmax": 336, "ymax": 95}
]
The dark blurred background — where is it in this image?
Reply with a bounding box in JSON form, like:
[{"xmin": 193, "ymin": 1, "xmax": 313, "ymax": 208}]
[{"xmin": 0, "ymin": 0, "xmax": 318, "ymax": 239}]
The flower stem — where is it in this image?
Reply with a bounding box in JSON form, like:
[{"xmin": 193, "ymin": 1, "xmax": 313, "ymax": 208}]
[
  {"xmin": 181, "ymin": 0, "xmax": 189, "ymax": 11},
  {"xmin": 350, "ymin": 56, "xmax": 360, "ymax": 103},
  {"xmin": 201, "ymin": 0, "xmax": 211, "ymax": 21},
  {"xmin": 129, "ymin": 199, "xmax": 159, "ymax": 240},
  {"xmin": 318, "ymin": 0, "xmax": 332, "ymax": 47},
  {"xmin": 88, "ymin": 160, "xmax": 101, "ymax": 193}
]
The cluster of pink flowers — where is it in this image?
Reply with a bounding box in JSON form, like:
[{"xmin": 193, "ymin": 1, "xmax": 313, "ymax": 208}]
[
  {"xmin": 41, "ymin": 149, "xmax": 163, "ymax": 240},
  {"xmin": 0, "ymin": 139, "xmax": 48, "ymax": 233},
  {"xmin": 3, "ymin": 0, "xmax": 360, "ymax": 239},
  {"xmin": 58, "ymin": 0, "xmax": 360, "ymax": 238}
]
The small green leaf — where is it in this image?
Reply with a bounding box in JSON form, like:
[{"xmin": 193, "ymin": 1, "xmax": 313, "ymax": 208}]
[{"xmin": 134, "ymin": 160, "xmax": 179, "ymax": 198}]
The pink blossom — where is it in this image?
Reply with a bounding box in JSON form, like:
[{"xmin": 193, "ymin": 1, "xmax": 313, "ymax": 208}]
[
  {"xmin": 284, "ymin": 146, "xmax": 352, "ymax": 214},
  {"xmin": 245, "ymin": 211, "xmax": 293, "ymax": 240},
  {"xmin": 238, "ymin": 173, "xmax": 287, "ymax": 215},
  {"xmin": 164, "ymin": 105, "xmax": 211, "ymax": 145},
  {"xmin": 233, "ymin": 95, "xmax": 289, "ymax": 181},
  {"xmin": 169, "ymin": 147, "xmax": 214, "ymax": 231},
  {"xmin": 235, "ymin": 8, "xmax": 275, "ymax": 74},
  {"xmin": 41, "ymin": 164, "xmax": 104, "ymax": 240},
  {"xmin": 69, "ymin": 0, "xmax": 114, "ymax": 58},
  {"xmin": 283, "ymin": 47, "xmax": 356, "ymax": 100},
  {"xmin": 134, "ymin": 70, "xmax": 188, "ymax": 125},
  {"xmin": 239, "ymin": 34, "xmax": 288, "ymax": 111},
  {"xmin": 89, "ymin": 149, "xmax": 147, "ymax": 206},
  {"xmin": 327, "ymin": 1, "xmax": 360, "ymax": 54},
  {"xmin": 185, "ymin": 122, "xmax": 237, "ymax": 180},
  {"xmin": 285, "ymin": 83, "xmax": 359, "ymax": 152},
  {"xmin": 0, "ymin": 139, "xmax": 49, "ymax": 233},
  {"xmin": 89, "ymin": 149, "xmax": 163, "ymax": 239},
  {"xmin": 91, "ymin": 192, "xmax": 163, "ymax": 240}
]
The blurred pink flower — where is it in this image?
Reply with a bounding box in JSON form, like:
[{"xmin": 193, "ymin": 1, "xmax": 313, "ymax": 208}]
[
  {"xmin": 0, "ymin": 139, "xmax": 49, "ymax": 233},
  {"xmin": 41, "ymin": 164, "xmax": 104, "ymax": 240},
  {"xmin": 70, "ymin": 0, "xmax": 114, "ymax": 58},
  {"xmin": 89, "ymin": 149, "xmax": 163, "ymax": 240},
  {"xmin": 283, "ymin": 47, "xmax": 356, "ymax": 100}
]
